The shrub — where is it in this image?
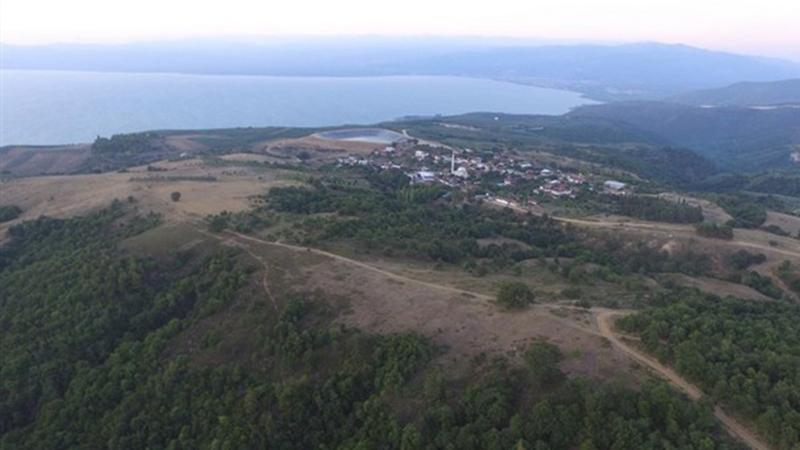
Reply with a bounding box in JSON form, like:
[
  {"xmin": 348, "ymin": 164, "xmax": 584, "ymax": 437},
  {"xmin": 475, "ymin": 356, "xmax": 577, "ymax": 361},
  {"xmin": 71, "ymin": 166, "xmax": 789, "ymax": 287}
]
[
  {"xmin": 496, "ymin": 282, "xmax": 535, "ymax": 309},
  {"xmin": 695, "ymin": 222, "xmax": 733, "ymax": 240},
  {"xmin": 170, "ymin": 191, "xmax": 181, "ymax": 202}
]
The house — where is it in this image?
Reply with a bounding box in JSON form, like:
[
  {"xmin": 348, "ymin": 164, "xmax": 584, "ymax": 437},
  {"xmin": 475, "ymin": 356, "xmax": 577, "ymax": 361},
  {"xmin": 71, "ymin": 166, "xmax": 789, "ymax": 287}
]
[
  {"xmin": 453, "ymin": 167, "xmax": 470, "ymax": 179},
  {"xmin": 603, "ymin": 180, "xmax": 628, "ymax": 194},
  {"xmin": 411, "ymin": 170, "xmax": 436, "ymax": 184}
]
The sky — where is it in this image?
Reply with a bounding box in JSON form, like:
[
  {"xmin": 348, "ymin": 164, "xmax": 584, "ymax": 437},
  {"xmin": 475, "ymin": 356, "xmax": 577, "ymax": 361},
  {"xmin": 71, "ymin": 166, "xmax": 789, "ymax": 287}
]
[{"xmin": 2, "ymin": 0, "xmax": 799, "ymax": 60}]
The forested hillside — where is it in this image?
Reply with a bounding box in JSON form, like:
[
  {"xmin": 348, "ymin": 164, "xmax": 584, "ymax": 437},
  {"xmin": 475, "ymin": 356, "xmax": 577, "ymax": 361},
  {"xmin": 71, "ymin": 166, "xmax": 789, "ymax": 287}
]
[
  {"xmin": 618, "ymin": 291, "xmax": 800, "ymax": 449},
  {"xmin": 671, "ymin": 79, "xmax": 800, "ymax": 106},
  {"xmin": 569, "ymin": 102, "xmax": 800, "ymax": 171},
  {"xmin": 0, "ymin": 202, "xmax": 739, "ymax": 449}
]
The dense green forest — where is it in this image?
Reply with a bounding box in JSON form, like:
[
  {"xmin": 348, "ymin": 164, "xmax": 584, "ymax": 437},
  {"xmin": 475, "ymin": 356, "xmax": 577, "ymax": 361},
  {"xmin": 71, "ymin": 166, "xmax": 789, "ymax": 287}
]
[
  {"xmin": 699, "ymin": 172, "xmax": 800, "ymax": 198},
  {"xmin": 0, "ymin": 202, "xmax": 740, "ymax": 449},
  {"xmin": 618, "ymin": 291, "xmax": 800, "ymax": 449}
]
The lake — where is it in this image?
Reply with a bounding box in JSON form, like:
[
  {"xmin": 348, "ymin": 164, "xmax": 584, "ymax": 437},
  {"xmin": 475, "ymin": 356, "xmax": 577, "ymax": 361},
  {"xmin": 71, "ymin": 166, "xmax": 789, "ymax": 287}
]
[{"xmin": 0, "ymin": 70, "xmax": 596, "ymax": 146}]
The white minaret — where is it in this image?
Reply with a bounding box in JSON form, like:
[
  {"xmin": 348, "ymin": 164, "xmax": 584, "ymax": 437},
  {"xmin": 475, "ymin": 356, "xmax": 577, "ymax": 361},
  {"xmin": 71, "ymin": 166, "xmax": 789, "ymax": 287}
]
[{"xmin": 451, "ymin": 150, "xmax": 456, "ymax": 174}]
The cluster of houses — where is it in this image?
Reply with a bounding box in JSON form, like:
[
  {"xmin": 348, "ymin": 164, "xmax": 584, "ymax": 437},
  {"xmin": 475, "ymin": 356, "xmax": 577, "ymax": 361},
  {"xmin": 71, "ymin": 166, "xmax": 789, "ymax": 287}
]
[
  {"xmin": 336, "ymin": 142, "xmax": 630, "ymax": 201},
  {"xmin": 534, "ymin": 169, "xmax": 588, "ymax": 198}
]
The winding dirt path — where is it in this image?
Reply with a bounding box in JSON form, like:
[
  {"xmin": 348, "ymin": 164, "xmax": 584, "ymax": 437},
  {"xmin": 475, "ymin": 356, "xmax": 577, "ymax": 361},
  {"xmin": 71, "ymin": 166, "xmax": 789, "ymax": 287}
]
[
  {"xmin": 596, "ymin": 310, "xmax": 770, "ymax": 450},
  {"xmin": 226, "ymin": 230, "xmax": 494, "ymax": 301},
  {"xmin": 556, "ymin": 216, "xmax": 800, "ymax": 260}
]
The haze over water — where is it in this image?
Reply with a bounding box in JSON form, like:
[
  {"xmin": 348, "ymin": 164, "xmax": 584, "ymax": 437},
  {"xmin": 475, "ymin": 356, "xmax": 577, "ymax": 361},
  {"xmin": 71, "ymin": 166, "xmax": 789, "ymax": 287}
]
[{"xmin": 0, "ymin": 70, "xmax": 595, "ymax": 146}]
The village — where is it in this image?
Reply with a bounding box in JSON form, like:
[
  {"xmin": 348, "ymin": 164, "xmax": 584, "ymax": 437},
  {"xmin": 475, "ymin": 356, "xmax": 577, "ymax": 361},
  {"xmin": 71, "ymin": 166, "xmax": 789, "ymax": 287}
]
[{"xmin": 335, "ymin": 138, "xmax": 630, "ymax": 211}]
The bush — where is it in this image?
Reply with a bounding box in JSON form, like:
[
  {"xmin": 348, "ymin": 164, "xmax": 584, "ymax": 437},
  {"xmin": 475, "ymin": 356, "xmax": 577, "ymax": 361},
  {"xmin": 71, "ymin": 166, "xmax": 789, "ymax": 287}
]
[
  {"xmin": 496, "ymin": 282, "xmax": 535, "ymax": 309},
  {"xmin": 0, "ymin": 205, "xmax": 22, "ymax": 223},
  {"xmin": 171, "ymin": 191, "xmax": 181, "ymax": 202},
  {"xmin": 727, "ymin": 249, "xmax": 766, "ymax": 270},
  {"xmin": 695, "ymin": 222, "xmax": 733, "ymax": 240}
]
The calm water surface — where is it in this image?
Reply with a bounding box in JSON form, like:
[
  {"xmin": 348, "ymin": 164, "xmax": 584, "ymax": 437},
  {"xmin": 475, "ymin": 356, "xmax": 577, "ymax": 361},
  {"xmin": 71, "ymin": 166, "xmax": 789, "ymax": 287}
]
[{"xmin": 0, "ymin": 70, "xmax": 596, "ymax": 145}]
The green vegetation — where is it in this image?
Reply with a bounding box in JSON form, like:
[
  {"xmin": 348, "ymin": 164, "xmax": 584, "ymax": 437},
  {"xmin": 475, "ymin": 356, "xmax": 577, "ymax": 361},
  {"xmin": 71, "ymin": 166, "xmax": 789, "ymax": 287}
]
[
  {"xmin": 695, "ymin": 222, "xmax": 734, "ymax": 239},
  {"xmin": 777, "ymin": 260, "xmax": 800, "ymax": 295},
  {"xmin": 261, "ymin": 171, "xmax": 716, "ymax": 282},
  {"xmin": 618, "ymin": 291, "xmax": 800, "ymax": 449},
  {"xmin": 599, "ymin": 195, "xmax": 703, "ymax": 223},
  {"xmin": 266, "ymin": 175, "xmax": 574, "ymax": 265},
  {"xmin": 739, "ymin": 271, "xmax": 783, "ymax": 299},
  {"xmin": 700, "ymin": 171, "xmax": 800, "ymax": 198},
  {"xmin": 726, "ymin": 249, "xmax": 766, "ymax": 270},
  {"xmin": 713, "ymin": 194, "xmax": 768, "ymax": 228},
  {"xmin": 0, "ymin": 205, "xmax": 22, "ymax": 223},
  {"xmin": 570, "ymin": 101, "xmax": 800, "ymax": 171},
  {"xmin": 0, "ymin": 201, "xmax": 164, "ymax": 435},
  {"xmin": 170, "ymin": 191, "xmax": 181, "ymax": 202},
  {"xmin": 496, "ymin": 281, "xmax": 535, "ymax": 308},
  {"xmin": 87, "ymin": 132, "xmax": 168, "ymax": 172}
]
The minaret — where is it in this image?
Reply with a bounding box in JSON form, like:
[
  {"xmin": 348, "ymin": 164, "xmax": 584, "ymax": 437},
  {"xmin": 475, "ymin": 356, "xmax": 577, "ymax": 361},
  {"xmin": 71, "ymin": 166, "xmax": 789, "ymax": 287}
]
[{"xmin": 451, "ymin": 150, "xmax": 456, "ymax": 174}]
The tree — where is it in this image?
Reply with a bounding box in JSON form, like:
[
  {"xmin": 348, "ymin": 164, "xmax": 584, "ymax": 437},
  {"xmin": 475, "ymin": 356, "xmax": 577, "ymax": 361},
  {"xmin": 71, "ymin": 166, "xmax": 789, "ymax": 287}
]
[
  {"xmin": 497, "ymin": 282, "xmax": 535, "ymax": 309},
  {"xmin": 525, "ymin": 341, "xmax": 563, "ymax": 385},
  {"xmin": 171, "ymin": 191, "xmax": 182, "ymax": 202}
]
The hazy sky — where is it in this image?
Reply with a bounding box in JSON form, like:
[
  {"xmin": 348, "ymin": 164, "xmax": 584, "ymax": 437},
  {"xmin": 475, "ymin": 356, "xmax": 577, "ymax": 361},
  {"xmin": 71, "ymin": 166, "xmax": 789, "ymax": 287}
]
[{"xmin": 2, "ymin": 0, "xmax": 799, "ymax": 59}]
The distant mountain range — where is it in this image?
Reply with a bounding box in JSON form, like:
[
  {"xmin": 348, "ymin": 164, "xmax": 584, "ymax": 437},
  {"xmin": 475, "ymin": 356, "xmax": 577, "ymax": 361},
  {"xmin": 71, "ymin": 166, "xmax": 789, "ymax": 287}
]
[
  {"xmin": 669, "ymin": 79, "xmax": 800, "ymax": 106},
  {"xmin": 3, "ymin": 39, "xmax": 799, "ymax": 101}
]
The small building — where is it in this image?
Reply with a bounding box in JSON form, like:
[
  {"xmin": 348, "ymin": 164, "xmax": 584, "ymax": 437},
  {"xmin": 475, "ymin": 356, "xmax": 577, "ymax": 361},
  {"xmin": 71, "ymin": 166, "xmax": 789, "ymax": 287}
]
[
  {"xmin": 411, "ymin": 170, "xmax": 436, "ymax": 184},
  {"xmin": 540, "ymin": 168, "xmax": 554, "ymax": 177},
  {"xmin": 603, "ymin": 180, "xmax": 628, "ymax": 194},
  {"xmin": 453, "ymin": 167, "xmax": 470, "ymax": 179}
]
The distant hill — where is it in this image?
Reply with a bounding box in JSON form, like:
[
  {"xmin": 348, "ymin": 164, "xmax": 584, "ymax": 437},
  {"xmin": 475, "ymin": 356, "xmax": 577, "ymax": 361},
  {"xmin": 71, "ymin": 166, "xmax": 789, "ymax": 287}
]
[
  {"xmin": 3, "ymin": 39, "xmax": 799, "ymax": 100},
  {"xmin": 569, "ymin": 102, "xmax": 800, "ymax": 171},
  {"xmin": 670, "ymin": 79, "xmax": 800, "ymax": 106}
]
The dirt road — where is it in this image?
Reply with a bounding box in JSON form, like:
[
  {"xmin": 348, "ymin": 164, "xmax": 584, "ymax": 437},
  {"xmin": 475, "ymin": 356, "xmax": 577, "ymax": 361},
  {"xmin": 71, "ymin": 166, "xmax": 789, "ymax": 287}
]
[
  {"xmin": 596, "ymin": 310, "xmax": 770, "ymax": 450},
  {"xmin": 226, "ymin": 230, "xmax": 494, "ymax": 301},
  {"xmin": 556, "ymin": 216, "xmax": 800, "ymax": 260}
]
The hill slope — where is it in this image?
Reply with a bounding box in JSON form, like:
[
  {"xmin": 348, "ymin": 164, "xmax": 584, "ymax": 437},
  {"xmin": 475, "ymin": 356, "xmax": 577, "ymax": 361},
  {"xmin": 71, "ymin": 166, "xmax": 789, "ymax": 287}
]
[
  {"xmin": 569, "ymin": 101, "xmax": 800, "ymax": 170},
  {"xmin": 671, "ymin": 79, "xmax": 800, "ymax": 106}
]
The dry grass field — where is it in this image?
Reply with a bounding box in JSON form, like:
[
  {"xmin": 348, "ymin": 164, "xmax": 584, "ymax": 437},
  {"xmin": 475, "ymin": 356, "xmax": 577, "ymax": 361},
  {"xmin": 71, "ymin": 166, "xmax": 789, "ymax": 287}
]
[{"xmin": 0, "ymin": 157, "xmax": 298, "ymax": 242}]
